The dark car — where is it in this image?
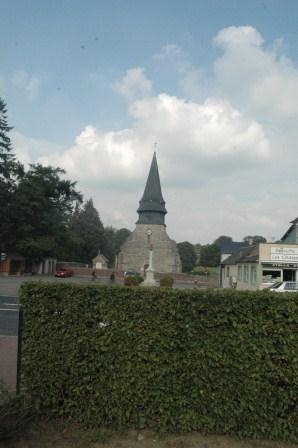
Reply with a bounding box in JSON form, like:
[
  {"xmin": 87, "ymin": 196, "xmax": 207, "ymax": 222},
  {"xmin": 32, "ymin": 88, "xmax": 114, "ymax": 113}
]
[
  {"xmin": 124, "ymin": 270, "xmax": 141, "ymax": 277},
  {"xmin": 54, "ymin": 268, "xmax": 74, "ymax": 278}
]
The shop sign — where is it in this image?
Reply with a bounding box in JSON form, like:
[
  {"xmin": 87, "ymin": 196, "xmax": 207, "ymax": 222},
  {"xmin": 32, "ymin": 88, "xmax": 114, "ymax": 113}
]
[
  {"xmin": 263, "ymin": 262, "xmax": 298, "ymax": 268},
  {"xmin": 270, "ymin": 247, "xmax": 298, "ymax": 262}
]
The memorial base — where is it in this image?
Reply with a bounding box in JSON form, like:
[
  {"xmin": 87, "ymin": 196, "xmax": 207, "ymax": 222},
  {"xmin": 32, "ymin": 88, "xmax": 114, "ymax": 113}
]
[{"xmin": 141, "ymin": 268, "xmax": 157, "ymax": 287}]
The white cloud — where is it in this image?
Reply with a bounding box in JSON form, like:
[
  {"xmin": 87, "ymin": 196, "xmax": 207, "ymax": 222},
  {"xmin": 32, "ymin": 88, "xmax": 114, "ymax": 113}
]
[
  {"xmin": 12, "ymin": 70, "xmax": 41, "ymax": 101},
  {"xmin": 11, "ymin": 131, "xmax": 64, "ymax": 168},
  {"xmin": 36, "ymin": 93, "xmax": 269, "ymax": 188},
  {"xmin": 112, "ymin": 68, "xmax": 152, "ymax": 101},
  {"xmin": 11, "ymin": 26, "xmax": 298, "ymax": 244},
  {"xmin": 214, "ymin": 26, "xmax": 298, "ymax": 122}
]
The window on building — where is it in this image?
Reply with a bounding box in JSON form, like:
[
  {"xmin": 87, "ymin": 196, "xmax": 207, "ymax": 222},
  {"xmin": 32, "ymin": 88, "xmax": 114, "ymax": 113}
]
[
  {"xmin": 238, "ymin": 265, "xmax": 242, "ymax": 281},
  {"xmin": 250, "ymin": 266, "xmax": 257, "ymax": 283},
  {"xmin": 226, "ymin": 266, "xmax": 230, "ymax": 277},
  {"xmin": 244, "ymin": 265, "xmax": 249, "ymax": 282},
  {"xmin": 262, "ymin": 269, "xmax": 281, "ymax": 283}
]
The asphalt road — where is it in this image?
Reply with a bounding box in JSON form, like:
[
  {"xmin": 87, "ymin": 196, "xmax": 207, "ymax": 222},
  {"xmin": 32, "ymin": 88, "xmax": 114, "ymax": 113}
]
[{"xmin": 0, "ymin": 295, "xmax": 19, "ymax": 336}]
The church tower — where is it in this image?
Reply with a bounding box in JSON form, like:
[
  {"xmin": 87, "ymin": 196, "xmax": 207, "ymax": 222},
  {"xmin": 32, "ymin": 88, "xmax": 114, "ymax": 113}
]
[{"xmin": 117, "ymin": 153, "xmax": 181, "ymax": 273}]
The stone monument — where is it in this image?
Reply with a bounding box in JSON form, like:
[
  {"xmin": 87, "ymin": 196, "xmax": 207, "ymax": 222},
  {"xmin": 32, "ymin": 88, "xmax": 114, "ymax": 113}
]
[{"xmin": 117, "ymin": 152, "xmax": 181, "ymax": 274}]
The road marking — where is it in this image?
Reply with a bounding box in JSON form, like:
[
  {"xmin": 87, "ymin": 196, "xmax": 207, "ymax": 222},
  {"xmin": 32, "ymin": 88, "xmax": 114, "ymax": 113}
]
[{"xmin": 0, "ymin": 308, "xmax": 19, "ymax": 312}]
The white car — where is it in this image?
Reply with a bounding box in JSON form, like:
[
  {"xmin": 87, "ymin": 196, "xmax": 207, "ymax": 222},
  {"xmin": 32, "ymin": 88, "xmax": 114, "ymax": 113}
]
[{"xmin": 269, "ymin": 281, "xmax": 298, "ymax": 292}]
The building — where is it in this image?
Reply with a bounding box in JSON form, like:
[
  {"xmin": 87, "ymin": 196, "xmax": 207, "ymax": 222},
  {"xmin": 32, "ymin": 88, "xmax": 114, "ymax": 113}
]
[
  {"xmin": 222, "ymin": 219, "xmax": 298, "ymax": 290},
  {"xmin": 117, "ymin": 153, "xmax": 181, "ymax": 273},
  {"xmin": 92, "ymin": 252, "xmax": 108, "ymax": 269}
]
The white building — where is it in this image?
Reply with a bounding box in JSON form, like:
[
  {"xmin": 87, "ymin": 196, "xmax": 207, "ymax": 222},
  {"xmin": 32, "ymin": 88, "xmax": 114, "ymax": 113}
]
[{"xmin": 221, "ymin": 218, "xmax": 298, "ymax": 290}]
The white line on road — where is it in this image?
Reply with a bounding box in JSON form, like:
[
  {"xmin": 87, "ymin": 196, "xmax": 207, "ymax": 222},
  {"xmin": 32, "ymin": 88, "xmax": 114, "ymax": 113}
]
[{"xmin": 0, "ymin": 308, "xmax": 19, "ymax": 312}]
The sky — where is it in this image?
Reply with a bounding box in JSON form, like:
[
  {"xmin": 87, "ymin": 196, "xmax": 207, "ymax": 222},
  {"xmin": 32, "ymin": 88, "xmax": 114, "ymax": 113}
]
[{"xmin": 1, "ymin": 0, "xmax": 298, "ymax": 244}]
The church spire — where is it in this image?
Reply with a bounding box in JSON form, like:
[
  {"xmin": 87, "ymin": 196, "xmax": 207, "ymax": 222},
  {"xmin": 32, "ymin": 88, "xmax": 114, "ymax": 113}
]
[{"xmin": 136, "ymin": 152, "xmax": 167, "ymax": 225}]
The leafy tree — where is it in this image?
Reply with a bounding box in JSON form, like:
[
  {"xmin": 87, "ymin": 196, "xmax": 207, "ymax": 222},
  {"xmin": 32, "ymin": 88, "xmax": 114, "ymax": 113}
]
[
  {"xmin": 213, "ymin": 235, "xmax": 233, "ymax": 248},
  {"xmin": 74, "ymin": 199, "xmax": 105, "ymax": 264},
  {"xmin": 102, "ymin": 226, "xmax": 116, "ymax": 267},
  {"xmin": 102, "ymin": 226, "xmax": 131, "ymax": 268},
  {"xmin": 200, "ymin": 244, "xmax": 220, "ymax": 267},
  {"xmin": 243, "ymin": 235, "xmax": 267, "ymax": 244},
  {"xmin": 177, "ymin": 241, "xmax": 197, "ymax": 272},
  {"xmin": 10, "ymin": 164, "xmax": 81, "ymax": 261}
]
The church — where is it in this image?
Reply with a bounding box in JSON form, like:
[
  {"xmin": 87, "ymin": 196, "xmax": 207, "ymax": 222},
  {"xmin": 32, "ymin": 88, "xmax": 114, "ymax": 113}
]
[{"xmin": 117, "ymin": 153, "xmax": 182, "ymax": 274}]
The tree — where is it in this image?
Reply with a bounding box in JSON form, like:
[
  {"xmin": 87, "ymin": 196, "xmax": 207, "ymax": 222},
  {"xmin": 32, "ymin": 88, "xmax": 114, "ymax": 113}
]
[
  {"xmin": 200, "ymin": 244, "xmax": 220, "ymax": 267},
  {"xmin": 177, "ymin": 241, "xmax": 197, "ymax": 272},
  {"xmin": 102, "ymin": 226, "xmax": 131, "ymax": 268},
  {"xmin": 0, "ymin": 98, "xmax": 23, "ymax": 252},
  {"xmin": 213, "ymin": 235, "xmax": 233, "ymax": 248},
  {"xmin": 243, "ymin": 235, "xmax": 267, "ymax": 244},
  {"xmin": 74, "ymin": 199, "xmax": 105, "ymax": 264},
  {"xmin": 10, "ymin": 164, "xmax": 81, "ymax": 261}
]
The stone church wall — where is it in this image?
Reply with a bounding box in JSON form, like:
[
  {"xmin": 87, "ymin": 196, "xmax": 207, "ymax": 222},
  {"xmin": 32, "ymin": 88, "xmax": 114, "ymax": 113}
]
[{"xmin": 117, "ymin": 223, "xmax": 181, "ymax": 273}]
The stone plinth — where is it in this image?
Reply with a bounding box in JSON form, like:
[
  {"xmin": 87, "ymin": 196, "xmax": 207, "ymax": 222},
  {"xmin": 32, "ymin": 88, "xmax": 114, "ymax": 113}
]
[{"xmin": 142, "ymin": 268, "xmax": 157, "ymax": 287}]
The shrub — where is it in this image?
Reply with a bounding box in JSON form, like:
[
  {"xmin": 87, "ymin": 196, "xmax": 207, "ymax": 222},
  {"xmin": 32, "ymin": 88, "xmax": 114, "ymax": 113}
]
[
  {"xmin": 159, "ymin": 275, "xmax": 174, "ymax": 288},
  {"xmin": 0, "ymin": 381, "xmax": 34, "ymax": 441},
  {"xmin": 19, "ymin": 283, "xmax": 298, "ymax": 442},
  {"xmin": 124, "ymin": 274, "xmax": 143, "ymax": 286}
]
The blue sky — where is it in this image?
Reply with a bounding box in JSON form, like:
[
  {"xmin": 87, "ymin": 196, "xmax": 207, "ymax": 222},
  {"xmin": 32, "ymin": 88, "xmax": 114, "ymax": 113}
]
[{"xmin": 1, "ymin": 1, "xmax": 298, "ymax": 243}]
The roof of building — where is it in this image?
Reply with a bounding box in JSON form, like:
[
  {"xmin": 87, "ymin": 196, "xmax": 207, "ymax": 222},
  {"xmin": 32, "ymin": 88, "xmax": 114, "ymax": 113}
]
[
  {"xmin": 137, "ymin": 152, "xmax": 167, "ymax": 225},
  {"xmin": 281, "ymin": 217, "xmax": 298, "ymax": 241},
  {"xmin": 220, "ymin": 241, "xmax": 250, "ymax": 254},
  {"xmin": 222, "ymin": 244, "xmax": 259, "ymax": 265}
]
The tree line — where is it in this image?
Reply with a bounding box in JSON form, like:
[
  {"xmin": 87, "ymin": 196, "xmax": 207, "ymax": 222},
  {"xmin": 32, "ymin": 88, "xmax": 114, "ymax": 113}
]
[
  {"xmin": 177, "ymin": 235, "xmax": 267, "ymax": 273},
  {"xmin": 0, "ymin": 97, "xmax": 130, "ymax": 267}
]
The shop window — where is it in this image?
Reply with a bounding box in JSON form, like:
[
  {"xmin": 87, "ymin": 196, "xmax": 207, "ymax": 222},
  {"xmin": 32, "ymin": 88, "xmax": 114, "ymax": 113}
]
[{"xmin": 262, "ymin": 270, "xmax": 281, "ymax": 283}]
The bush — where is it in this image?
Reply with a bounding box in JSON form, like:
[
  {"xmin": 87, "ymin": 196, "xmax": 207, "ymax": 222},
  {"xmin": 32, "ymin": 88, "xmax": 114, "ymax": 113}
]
[
  {"xmin": 124, "ymin": 274, "xmax": 143, "ymax": 286},
  {"xmin": 0, "ymin": 381, "xmax": 34, "ymax": 441},
  {"xmin": 159, "ymin": 275, "xmax": 174, "ymax": 288},
  {"xmin": 19, "ymin": 283, "xmax": 298, "ymax": 442}
]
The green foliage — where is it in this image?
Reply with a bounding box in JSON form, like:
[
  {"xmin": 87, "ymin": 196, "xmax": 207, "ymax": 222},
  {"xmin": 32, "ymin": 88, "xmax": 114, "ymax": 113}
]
[
  {"xmin": 200, "ymin": 243, "xmax": 220, "ymax": 267},
  {"xmin": 213, "ymin": 235, "xmax": 233, "ymax": 248},
  {"xmin": 159, "ymin": 275, "xmax": 174, "ymax": 287},
  {"xmin": 177, "ymin": 241, "xmax": 197, "ymax": 272},
  {"xmin": 243, "ymin": 235, "xmax": 267, "ymax": 244},
  {"xmin": 19, "ymin": 283, "xmax": 298, "ymax": 442},
  {"xmin": 0, "ymin": 381, "xmax": 34, "ymax": 441},
  {"xmin": 0, "ymin": 97, "xmax": 23, "ymax": 252},
  {"xmin": 9, "ymin": 164, "xmax": 82, "ymax": 260},
  {"xmin": 124, "ymin": 274, "xmax": 143, "ymax": 286},
  {"xmin": 102, "ymin": 226, "xmax": 131, "ymax": 268},
  {"xmin": 72, "ymin": 198, "xmax": 105, "ymax": 264}
]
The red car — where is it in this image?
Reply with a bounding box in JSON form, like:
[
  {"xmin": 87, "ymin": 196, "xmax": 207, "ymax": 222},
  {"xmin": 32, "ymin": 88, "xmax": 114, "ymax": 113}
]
[{"xmin": 54, "ymin": 268, "xmax": 74, "ymax": 278}]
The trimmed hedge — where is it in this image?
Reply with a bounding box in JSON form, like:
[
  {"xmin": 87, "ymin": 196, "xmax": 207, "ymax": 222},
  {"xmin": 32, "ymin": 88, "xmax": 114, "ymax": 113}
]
[{"xmin": 19, "ymin": 282, "xmax": 298, "ymax": 441}]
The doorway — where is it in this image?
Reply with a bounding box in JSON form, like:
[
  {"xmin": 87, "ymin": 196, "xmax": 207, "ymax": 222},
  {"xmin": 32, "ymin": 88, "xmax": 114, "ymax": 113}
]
[{"xmin": 283, "ymin": 269, "xmax": 296, "ymax": 281}]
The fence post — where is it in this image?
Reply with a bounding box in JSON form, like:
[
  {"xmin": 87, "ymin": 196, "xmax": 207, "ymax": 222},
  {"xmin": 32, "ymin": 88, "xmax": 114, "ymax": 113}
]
[{"xmin": 16, "ymin": 306, "xmax": 23, "ymax": 395}]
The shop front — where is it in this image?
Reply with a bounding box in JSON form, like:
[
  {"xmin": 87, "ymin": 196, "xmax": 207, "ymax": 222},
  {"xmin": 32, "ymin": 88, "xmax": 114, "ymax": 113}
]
[{"xmin": 260, "ymin": 244, "xmax": 298, "ymax": 287}]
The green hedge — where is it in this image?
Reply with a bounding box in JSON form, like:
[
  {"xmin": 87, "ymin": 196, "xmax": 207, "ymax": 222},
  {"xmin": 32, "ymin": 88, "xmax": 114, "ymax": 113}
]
[{"xmin": 19, "ymin": 282, "xmax": 298, "ymax": 441}]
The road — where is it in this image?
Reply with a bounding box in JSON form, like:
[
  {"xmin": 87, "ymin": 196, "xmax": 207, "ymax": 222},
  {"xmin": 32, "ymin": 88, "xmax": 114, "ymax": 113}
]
[{"xmin": 0, "ymin": 295, "xmax": 19, "ymax": 336}]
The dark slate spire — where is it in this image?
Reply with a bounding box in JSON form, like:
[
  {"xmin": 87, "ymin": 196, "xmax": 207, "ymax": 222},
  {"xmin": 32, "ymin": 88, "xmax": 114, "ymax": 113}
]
[{"xmin": 136, "ymin": 152, "xmax": 167, "ymax": 225}]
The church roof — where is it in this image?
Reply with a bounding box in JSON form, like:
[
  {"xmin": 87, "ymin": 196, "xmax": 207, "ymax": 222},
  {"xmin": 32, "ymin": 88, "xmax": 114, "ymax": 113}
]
[{"xmin": 136, "ymin": 152, "xmax": 167, "ymax": 225}]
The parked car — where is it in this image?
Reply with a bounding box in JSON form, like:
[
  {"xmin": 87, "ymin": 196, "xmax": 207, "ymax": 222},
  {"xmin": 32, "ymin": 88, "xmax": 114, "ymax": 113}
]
[
  {"xmin": 269, "ymin": 281, "xmax": 298, "ymax": 292},
  {"xmin": 124, "ymin": 270, "xmax": 141, "ymax": 277},
  {"xmin": 54, "ymin": 268, "xmax": 74, "ymax": 278}
]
